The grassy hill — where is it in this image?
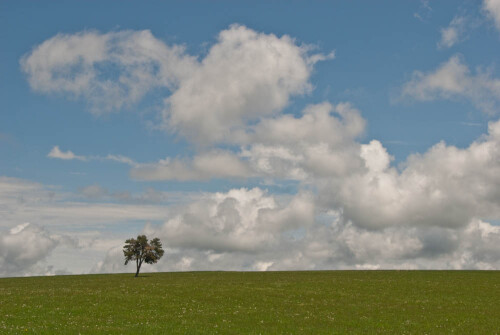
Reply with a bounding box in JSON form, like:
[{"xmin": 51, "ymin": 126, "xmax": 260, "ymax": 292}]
[{"xmin": 0, "ymin": 271, "xmax": 499, "ymax": 334}]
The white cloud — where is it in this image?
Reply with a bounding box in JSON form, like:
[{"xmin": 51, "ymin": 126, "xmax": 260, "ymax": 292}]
[
  {"xmin": 17, "ymin": 24, "xmax": 500, "ymax": 274},
  {"xmin": 14, "ymin": 117, "xmax": 500, "ymax": 274},
  {"xmin": 402, "ymin": 55, "xmax": 500, "ymax": 114},
  {"xmin": 360, "ymin": 140, "xmax": 393, "ymax": 173},
  {"xmin": 23, "ymin": 26, "xmax": 333, "ymax": 144},
  {"xmin": 3, "ymin": 162, "xmax": 500, "ymax": 276},
  {"xmin": 130, "ymin": 102, "xmax": 365, "ymax": 181},
  {"xmin": 244, "ymin": 102, "xmax": 365, "ymax": 146},
  {"xmin": 164, "ymin": 24, "xmax": 333, "ymax": 144},
  {"xmin": 0, "ymin": 223, "xmax": 59, "ymax": 276},
  {"xmin": 94, "ymin": 165, "xmax": 499, "ymax": 272},
  {"xmin": 79, "ymin": 184, "xmax": 170, "ymax": 204},
  {"xmin": 94, "ymin": 211, "xmax": 500, "ymax": 273},
  {"xmin": 104, "ymin": 154, "xmax": 137, "ymax": 166},
  {"xmin": 21, "ymin": 30, "xmax": 196, "ymax": 113},
  {"xmin": 12, "ymin": 202, "xmax": 172, "ymax": 227},
  {"xmin": 404, "ymin": 56, "xmax": 469, "ymax": 96},
  {"xmin": 130, "ymin": 150, "xmax": 253, "ymax": 181},
  {"xmin": 484, "ymin": 0, "xmax": 500, "ymax": 31},
  {"xmin": 48, "ymin": 145, "xmax": 87, "ymax": 161},
  {"xmin": 47, "ymin": 146, "xmax": 136, "ymax": 165},
  {"xmin": 91, "ymin": 246, "xmax": 128, "ymax": 274},
  {"xmin": 320, "ymin": 118, "xmax": 500, "ymax": 230},
  {"xmin": 254, "ymin": 261, "xmax": 274, "ymax": 271},
  {"xmin": 50, "ymin": 233, "xmax": 129, "ymax": 276},
  {"xmin": 0, "ymin": 177, "xmax": 175, "ymax": 228},
  {"xmin": 0, "ymin": 177, "xmax": 192, "ymax": 276},
  {"xmin": 155, "ymin": 188, "xmax": 314, "ymax": 253},
  {"xmin": 80, "ymin": 184, "xmax": 108, "ymax": 199},
  {"xmin": 240, "ymin": 102, "xmax": 365, "ymax": 180},
  {"xmin": 10, "ymin": 112, "xmax": 500, "ymax": 275},
  {"xmin": 438, "ymin": 16, "xmax": 467, "ymax": 49},
  {"xmin": 321, "ymin": 218, "xmax": 500, "ymax": 270}
]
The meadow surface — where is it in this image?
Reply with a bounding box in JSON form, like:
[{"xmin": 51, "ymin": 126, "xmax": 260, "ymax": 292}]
[{"xmin": 0, "ymin": 271, "xmax": 499, "ymax": 334}]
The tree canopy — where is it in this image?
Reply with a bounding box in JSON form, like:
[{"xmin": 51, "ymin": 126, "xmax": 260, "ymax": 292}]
[{"xmin": 123, "ymin": 235, "xmax": 164, "ymax": 277}]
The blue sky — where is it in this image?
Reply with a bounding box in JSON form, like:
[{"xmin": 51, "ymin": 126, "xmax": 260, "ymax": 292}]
[{"xmin": 1, "ymin": 1, "xmax": 500, "ymax": 276}]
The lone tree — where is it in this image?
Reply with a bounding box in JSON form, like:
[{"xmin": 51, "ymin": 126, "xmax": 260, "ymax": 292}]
[{"xmin": 123, "ymin": 235, "xmax": 164, "ymax": 277}]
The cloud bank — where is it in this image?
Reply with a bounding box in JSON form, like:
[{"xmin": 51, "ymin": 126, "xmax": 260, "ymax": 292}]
[
  {"xmin": 95, "ymin": 188, "xmax": 500, "ymax": 274},
  {"xmin": 3, "ymin": 115, "xmax": 500, "ymax": 275},
  {"xmin": 12, "ymin": 23, "xmax": 500, "ymax": 275},
  {"xmin": 0, "ymin": 223, "xmax": 59, "ymax": 276}
]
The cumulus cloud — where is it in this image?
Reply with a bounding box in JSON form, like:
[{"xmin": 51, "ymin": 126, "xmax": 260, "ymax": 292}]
[
  {"xmin": 163, "ymin": 24, "xmax": 334, "ymax": 144},
  {"xmin": 92, "ymin": 188, "xmax": 315, "ymax": 274},
  {"xmin": 91, "ymin": 246, "xmax": 129, "ymax": 274},
  {"xmin": 241, "ymin": 102, "xmax": 365, "ymax": 180},
  {"xmin": 94, "ymin": 202, "xmax": 500, "ymax": 273},
  {"xmin": 22, "ymin": 26, "xmax": 333, "ymax": 144},
  {"xmin": 154, "ymin": 188, "xmax": 314, "ymax": 253},
  {"xmin": 48, "ymin": 145, "xmax": 87, "ymax": 161},
  {"xmin": 0, "ymin": 223, "xmax": 59, "ymax": 276},
  {"xmin": 5, "ymin": 162, "xmax": 498, "ymax": 276},
  {"xmin": 484, "ymin": 0, "xmax": 500, "ymax": 31},
  {"xmin": 13, "ymin": 116, "xmax": 500, "ymax": 274},
  {"xmin": 94, "ymin": 139, "xmax": 500, "ymax": 272},
  {"xmin": 401, "ymin": 55, "xmax": 500, "ymax": 114},
  {"xmin": 320, "ymin": 118, "xmax": 500, "ymax": 230},
  {"xmin": 18, "ymin": 24, "xmax": 500, "ymax": 274},
  {"xmin": 438, "ymin": 16, "xmax": 468, "ymax": 49},
  {"xmin": 243, "ymin": 102, "xmax": 365, "ymax": 146},
  {"xmin": 314, "ymin": 218, "xmax": 500, "ymax": 270},
  {"xmin": 131, "ymin": 102, "xmax": 365, "ymax": 181},
  {"xmin": 0, "ymin": 177, "xmax": 189, "ymax": 276},
  {"xmin": 12, "ymin": 114, "xmax": 500, "ymax": 274},
  {"xmin": 0, "ymin": 224, "xmax": 135, "ymax": 278},
  {"xmin": 21, "ymin": 30, "xmax": 196, "ymax": 113}
]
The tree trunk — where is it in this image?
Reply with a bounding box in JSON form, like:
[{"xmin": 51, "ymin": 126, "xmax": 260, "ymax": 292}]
[{"xmin": 135, "ymin": 258, "xmax": 142, "ymax": 277}]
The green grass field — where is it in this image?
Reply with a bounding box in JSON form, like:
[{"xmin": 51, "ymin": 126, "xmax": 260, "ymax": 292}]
[{"xmin": 0, "ymin": 271, "xmax": 499, "ymax": 334}]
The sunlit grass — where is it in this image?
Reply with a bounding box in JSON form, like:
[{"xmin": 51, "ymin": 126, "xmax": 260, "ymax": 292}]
[{"xmin": 0, "ymin": 271, "xmax": 498, "ymax": 334}]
